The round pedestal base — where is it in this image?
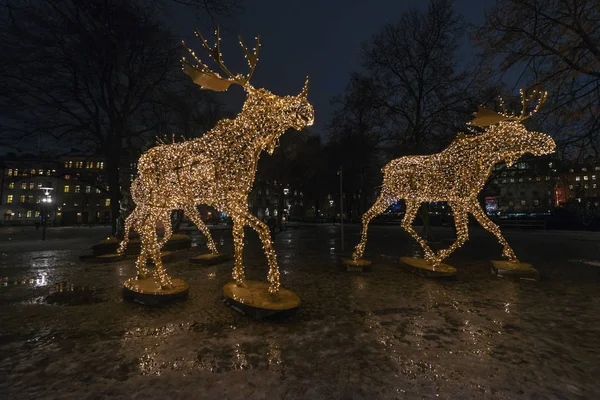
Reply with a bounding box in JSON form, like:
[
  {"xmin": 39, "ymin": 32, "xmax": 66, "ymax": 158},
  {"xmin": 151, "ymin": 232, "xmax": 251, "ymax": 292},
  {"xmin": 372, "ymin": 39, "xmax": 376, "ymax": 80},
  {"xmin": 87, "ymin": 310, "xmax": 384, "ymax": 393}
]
[
  {"xmin": 491, "ymin": 260, "xmax": 539, "ymax": 281},
  {"xmin": 399, "ymin": 256, "xmax": 457, "ymax": 278},
  {"xmin": 122, "ymin": 277, "xmax": 189, "ymax": 306},
  {"xmin": 79, "ymin": 253, "xmax": 126, "ymax": 263},
  {"xmin": 190, "ymin": 253, "xmax": 230, "ymax": 266},
  {"xmin": 223, "ymin": 280, "xmax": 300, "ymax": 319},
  {"xmin": 340, "ymin": 257, "xmax": 372, "ymax": 272}
]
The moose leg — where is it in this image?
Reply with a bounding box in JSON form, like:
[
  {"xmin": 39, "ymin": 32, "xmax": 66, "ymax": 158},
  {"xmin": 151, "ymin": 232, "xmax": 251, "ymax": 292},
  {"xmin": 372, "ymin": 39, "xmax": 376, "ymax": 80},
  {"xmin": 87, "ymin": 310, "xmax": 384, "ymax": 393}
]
[
  {"xmin": 432, "ymin": 202, "xmax": 469, "ymax": 265},
  {"xmin": 470, "ymin": 200, "xmax": 518, "ymax": 261},
  {"xmin": 402, "ymin": 201, "xmax": 436, "ymax": 261},
  {"xmin": 158, "ymin": 211, "xmax": 173, "ymax": 249},
  {"xmin": 146, "ymin": 225, "xmax": 173, "ymax": 290},
  {"xmin": 352, "ymin": 196, "xmax": 390, "ymax": 260},
  {"xmin": 240, "ymin": 212, "xmax": 280, "ymax": 294},
  {"xmin": 231, "ymin": 218, "xmax": 246, "ymax": 286},
  {"xmin": 117, "ymin": 209, "xmax": 136, "ymax": 255},
  {"xmin": 135, "ymin": 231, "xmax": 150, "ymax": 279},
  {"xmin": 184, "ymin": 205, "xmax": 219, "ymax": 254}
]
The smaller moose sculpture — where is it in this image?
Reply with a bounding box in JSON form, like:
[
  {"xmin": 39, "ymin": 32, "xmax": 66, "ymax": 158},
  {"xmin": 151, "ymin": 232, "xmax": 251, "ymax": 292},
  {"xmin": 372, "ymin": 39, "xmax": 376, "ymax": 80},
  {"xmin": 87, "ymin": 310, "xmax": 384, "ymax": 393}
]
[{"xmin": 352, "ymin": 89, "xmax": 555, "ymax": 269}]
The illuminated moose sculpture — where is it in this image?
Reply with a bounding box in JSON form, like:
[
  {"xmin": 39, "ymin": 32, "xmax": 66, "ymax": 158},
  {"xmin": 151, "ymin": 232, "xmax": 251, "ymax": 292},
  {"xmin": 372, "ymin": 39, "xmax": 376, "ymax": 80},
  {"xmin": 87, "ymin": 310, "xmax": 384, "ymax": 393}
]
[
  {"xmin": 119, "ymin": 27, "xmax": 314, "ymax": 296},
  {"xmin": 352, "ymin": 90, "xmax": 555, "ymax": 269}
]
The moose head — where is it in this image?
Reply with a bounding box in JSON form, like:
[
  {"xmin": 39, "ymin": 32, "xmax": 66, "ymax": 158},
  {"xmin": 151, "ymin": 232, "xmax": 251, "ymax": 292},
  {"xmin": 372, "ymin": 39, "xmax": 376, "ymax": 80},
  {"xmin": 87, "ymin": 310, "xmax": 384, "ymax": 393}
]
[
  {"xmin": 181, "ymin": 27, "xmax": 314, "ymax": 154},
  {"xmin": 470, "ymin": 89, "xmax": 556, "ymax": 166}
]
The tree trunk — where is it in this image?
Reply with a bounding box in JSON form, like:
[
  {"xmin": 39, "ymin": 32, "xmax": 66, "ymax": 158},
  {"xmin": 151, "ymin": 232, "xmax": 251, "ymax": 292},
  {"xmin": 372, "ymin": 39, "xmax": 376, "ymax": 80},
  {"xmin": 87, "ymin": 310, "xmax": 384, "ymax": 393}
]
[
  {"xmin": 276, "ymin": 184, "xmax": 284, "ymax": 231},
  {"xmin": 105, "ymin": 140, "xmax": 122, "ymax": 236}
]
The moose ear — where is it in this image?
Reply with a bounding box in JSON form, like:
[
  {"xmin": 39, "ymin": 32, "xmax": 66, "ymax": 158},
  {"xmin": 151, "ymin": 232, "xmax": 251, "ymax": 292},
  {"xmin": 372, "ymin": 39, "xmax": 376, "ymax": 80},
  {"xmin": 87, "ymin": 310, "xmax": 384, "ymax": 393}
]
[{"xmin": 469, "ymin": 106, "xmax": 510, "ymax": 127}]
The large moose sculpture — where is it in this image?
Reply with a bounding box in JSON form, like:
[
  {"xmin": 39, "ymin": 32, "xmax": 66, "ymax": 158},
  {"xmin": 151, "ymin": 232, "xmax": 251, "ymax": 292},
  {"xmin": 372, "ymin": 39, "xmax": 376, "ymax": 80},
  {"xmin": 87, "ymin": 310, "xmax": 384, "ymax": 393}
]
[
  {"xmin": 351, "ymin": 89, "xmax": 555, "ymax": 269},
  {"xmin": 119, "ymin": 27, "xmax": 314, "ymax": 295}
]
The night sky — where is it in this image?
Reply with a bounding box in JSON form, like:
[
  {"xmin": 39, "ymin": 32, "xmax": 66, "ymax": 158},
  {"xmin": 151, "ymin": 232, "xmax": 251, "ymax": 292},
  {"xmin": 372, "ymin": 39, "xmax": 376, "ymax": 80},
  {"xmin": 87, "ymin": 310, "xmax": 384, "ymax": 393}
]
[{"xmin": 172, "ymin": 0, "xmax": 497, "ymax": 136}]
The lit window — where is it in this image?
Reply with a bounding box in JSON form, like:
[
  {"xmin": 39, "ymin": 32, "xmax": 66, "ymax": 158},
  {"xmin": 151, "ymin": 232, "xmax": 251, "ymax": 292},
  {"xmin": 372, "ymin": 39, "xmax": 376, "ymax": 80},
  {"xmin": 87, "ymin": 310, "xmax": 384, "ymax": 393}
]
[
  {"xmin": 521, "ymin": 200, "xmax": 526, "ymax": 206},
  {"xmin": 534, "ymin": 199, "xmax": 539, "ymax": 206},
  {"xmin": 30, "ymin": 169, "xmax": 35, "ymax": 175},
  {"xmin": 96, "ymin": 188, "xmax": 101, "ymax": 194},
  {"xmin": 596, "ymin": 167, "xmax": 600, "ymax": 171},
  {"xmin": 7, "ymin": 168, "xmax": 13, "ymax": 176},
  {"xmin": 86, "ymin": 161, "xmax": 93, "ymax": 169},
  {"xmin": 86, "ymin": 185, "xmax": 91, "ymax": 193},
  {"xmin": 46, "ymin": 170, "xmax": 51, "ymax": 176},
  {"xmin": 594, "ymin": 184, "xmax": 598, "ymax": 189},
  {"xmin": 98, "ymin": 161, "xmax": 104, "ymax": 169},
  {"xmin": 14, "ymin": 169, "xmax": 18, "ymax": 176},
  {"xmin": 569, "ymin": 168, "xmax": 574, "ymax": 172},
  {"xmin": 585, "ymin": 184, "xmax": 589, "ymax": 189},
  {"xmin": 576, "ymin": 176, "xmax": 581, "ymax": 181},
  {"xmin": 29, "ymin": 183, "xmax": 34, "ymax": 189},
  {"xmin": 545, "ymin": 176, "xmax": 550, "ymax": 181},
  {"xmin": 8, "ymin": 182, "xmax": 14, "ymax": 189},
  {"xmin": 35, "ymin": 211, "xmax": 40, "ymax": 217},
  {"xmin": 64, "ymin": 185, "xmax": 70, "ymax": 193},
  {"xmin": 74, "ymin": 203, "xmax": 79, "ymax": 207},
  {"xmin": 105, "ymin": 198, "xmax": 110, "ymax": 206},
  {"xmin": 68, "ymin": 161, "xmax": 72, "ymax": 168},
  {"xmin": 75, "ymin": 185, "xmax": 80, "ymax": 193},
  {"xmin": 37, "ymin": 183, "xmax": 42, "ymax": 189},
  {"xmin": 518, "ymin": 178, "xmax": 523, "ymax": 182},
  {"xmin": 20, "ymin": 183, "xmax": 26, "ymax": 190},
  {"xmin": 17, "ymin": 212, "xmax": 22, "ymax": 218},
  {"xmin": 64, "ymin": 174, "xmax": 70, "ymax": 180},
  {"xmin": 584, "ymin": 176, "xmax": 589, "ymax": 181},
  {"xmin": 28, "ymin": 195, "xmax": 33, "ymax": 202},
  {"xmin": 105, "ymin": 185, "xmax": 109, "ymax": 191},
  {"xmin": 582, "ymin": 167, "xmax": 588, "ymax": 172},
  {"xmin": 569, "ymin": 185, "xmax": 574, "ymax": 189},
  {"xmin": 593, "ymin": 175, "xmax": 597, "ymax": 180},
  {"xmin": 26, "ymin": 210, "xmax": 32, "ymax": 218},
  {"xmin": 19, "ymin": 195, "xmax": 25, "ymax": 203},
  {"xmin": 76, "ymin": 161, "xmax": 83, "ymax": 168},
  {"xmin": 535, "ymin": 177, "xmax": 541, "ymax": 182},
  {"xmin": 510, "ymin": 178, "xmax": 515, "ymax": 183},
  {"xmin": 502, "ymin": 179, "xmax": 507, "ymax": 183},
  {"xmin": 6, "ymin": 194, "xmax": 13, "ymax": 203}
]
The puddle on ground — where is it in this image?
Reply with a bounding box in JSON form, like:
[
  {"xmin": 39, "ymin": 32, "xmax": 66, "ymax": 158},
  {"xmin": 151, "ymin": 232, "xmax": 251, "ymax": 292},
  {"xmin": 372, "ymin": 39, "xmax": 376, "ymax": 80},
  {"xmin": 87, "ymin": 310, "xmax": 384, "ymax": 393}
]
[{"xmin": 44, "ymin": 282, "xmax": 106, "ymax": 305}]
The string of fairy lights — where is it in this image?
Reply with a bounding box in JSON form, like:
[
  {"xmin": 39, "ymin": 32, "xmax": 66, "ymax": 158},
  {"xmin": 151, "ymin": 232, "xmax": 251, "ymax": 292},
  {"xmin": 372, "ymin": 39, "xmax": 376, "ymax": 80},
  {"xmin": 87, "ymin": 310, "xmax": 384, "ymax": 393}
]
[
  {"xmin": 118, "ymin": 27, "xmax": 314, "ymax": 294},
  {"xmin": 352, "ymin": 89, "xmax": 556, "ymax": 268}
]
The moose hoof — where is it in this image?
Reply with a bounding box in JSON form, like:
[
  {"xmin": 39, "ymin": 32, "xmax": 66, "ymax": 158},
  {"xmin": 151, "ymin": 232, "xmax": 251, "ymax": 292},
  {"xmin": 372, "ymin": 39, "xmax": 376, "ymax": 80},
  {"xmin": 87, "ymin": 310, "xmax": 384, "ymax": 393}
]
[
  {"xmin": 123, "ymin": 277, "xmax": 189, "ymax": 306},
  {"xmin": 340, "ymin": 257, "xmax": 372, "ymax": 272},
  {"xmin": 223, "ymin": 280, "xmax": 300, "ymax": 319},
  {"xmin": 399, "ymin": 257, "xmax": 457, "ymax": 278},
  {"xmin": 491, "ymin": 260, "xmax": 539, "ymax": 281}
]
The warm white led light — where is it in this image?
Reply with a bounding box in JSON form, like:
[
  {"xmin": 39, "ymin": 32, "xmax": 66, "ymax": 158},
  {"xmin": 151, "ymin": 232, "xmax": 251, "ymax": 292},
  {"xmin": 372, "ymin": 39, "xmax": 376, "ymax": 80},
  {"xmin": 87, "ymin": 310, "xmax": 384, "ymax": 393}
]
[
  {"xmin": 352, "ymin": 90, "xmax": 555, "ymax": 267},
  {"xmin": 119, "ymin": 27, "xmax": 314, "ymax": 293}
]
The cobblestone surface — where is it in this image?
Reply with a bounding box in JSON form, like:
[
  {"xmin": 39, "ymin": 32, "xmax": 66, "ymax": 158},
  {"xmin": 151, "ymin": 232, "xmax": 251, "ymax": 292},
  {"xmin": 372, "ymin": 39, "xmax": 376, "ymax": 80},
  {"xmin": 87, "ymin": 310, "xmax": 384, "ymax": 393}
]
[{"xmin": 1, "ymin": 224, "xmax": 599, "ymax": 399}]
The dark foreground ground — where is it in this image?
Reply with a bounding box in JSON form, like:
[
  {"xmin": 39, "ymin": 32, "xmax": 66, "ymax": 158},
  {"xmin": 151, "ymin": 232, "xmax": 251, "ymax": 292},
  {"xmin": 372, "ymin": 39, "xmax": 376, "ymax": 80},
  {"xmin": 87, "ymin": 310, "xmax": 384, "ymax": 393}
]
[{"xmin": 1, "ymin": 224, "xmax": 599, "ymax": 399}]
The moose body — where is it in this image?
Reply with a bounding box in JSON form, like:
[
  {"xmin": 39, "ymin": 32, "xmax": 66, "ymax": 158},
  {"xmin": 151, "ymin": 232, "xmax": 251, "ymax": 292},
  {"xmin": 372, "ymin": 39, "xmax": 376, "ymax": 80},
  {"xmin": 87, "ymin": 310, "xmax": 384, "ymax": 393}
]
[
  {"xmin": 353, "ymin": 94, "xmax": 556, "ymax": 267},
  {"xmin": 118, "ymin": 28, "xmax": 313, "ymax": 293}
]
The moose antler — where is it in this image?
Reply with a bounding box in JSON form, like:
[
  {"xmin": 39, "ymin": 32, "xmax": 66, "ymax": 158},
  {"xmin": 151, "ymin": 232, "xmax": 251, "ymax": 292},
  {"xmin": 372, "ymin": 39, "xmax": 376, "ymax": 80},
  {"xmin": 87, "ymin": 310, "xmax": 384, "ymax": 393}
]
[
  {"xmin": 469, "ymin": 88, "xmax": 547, "ymax": 127},
  {"xmin": 181, "ymin": 26, "xmax": 260, "ymax": 92}
]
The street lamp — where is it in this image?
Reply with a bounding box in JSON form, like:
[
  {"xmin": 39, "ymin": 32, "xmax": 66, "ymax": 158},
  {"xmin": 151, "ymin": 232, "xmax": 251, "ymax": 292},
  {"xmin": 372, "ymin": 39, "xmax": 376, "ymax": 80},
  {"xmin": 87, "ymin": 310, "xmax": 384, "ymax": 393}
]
[{"xmin": 39, "ymin": 187, "xmax": 54, "ymax": 241}]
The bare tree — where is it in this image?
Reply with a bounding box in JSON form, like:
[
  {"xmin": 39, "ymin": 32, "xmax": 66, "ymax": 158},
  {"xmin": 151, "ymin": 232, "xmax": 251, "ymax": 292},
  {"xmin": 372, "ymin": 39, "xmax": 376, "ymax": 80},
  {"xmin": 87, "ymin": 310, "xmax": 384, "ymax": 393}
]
[
  {"xmin": 362, "ymin": 0, "xmax": 487, "ymax": 156},
  {"xmin": 0, "ymin": 0, "xmax": 235, "ymax": 233},
  {"xmin": 476, "ymin": 0, "xmax": 600, "ymax": 159},
  {"xmin": 328, "ymin": 73, "xmax": 385, "ymax": 220}
]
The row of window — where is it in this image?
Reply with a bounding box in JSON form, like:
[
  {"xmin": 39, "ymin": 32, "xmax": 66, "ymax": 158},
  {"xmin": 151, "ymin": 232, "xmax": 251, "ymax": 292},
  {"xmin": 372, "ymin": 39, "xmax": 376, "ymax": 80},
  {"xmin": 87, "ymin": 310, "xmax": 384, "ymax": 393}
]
[
  {"xmin": 494, "ymin": 176, "xmax": 551, "ymax": 184},
  {"xmin": 63, "ymin": 185, "xmax": 107, "ymax": 193},
  {"xmin": 11, "ymin": 210, "xmax": 40, "ymax": 218},
  {"xmin": 568, "ymin": 184, "xmax": 598, "ymax": 190},
  {"xmin": 5, "ymin": 195, "xmax": 110, "ymax": 206},
  {"xmin": 5, "ymin": 195, "xmax": 49, "ymax": 204},
  {"xmin": 574, "ymin": 175, "xmax": 596, "ymax": 181},
  {"xmin": 570, "ymin": 166, "xmax": 600, "ymax": 173},
  {"xmin": 6, "ymin": 168, "xmax": 56, "ymax": 177},
  {"xmin": 7, "ymin": 182, "xmax": 50, "ymax": 190},
  {"xmin": 63, "ymin": 161, "xmax": 104, "ymax": 169}
]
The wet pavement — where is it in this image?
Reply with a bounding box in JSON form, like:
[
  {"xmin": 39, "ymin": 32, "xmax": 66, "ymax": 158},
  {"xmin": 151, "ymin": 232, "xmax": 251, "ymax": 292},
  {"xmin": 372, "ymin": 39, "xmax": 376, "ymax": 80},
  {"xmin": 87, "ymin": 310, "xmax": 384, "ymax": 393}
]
[{"xmin": 1, "ymin": 224, "xmax": 599, "ymax": 399}]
